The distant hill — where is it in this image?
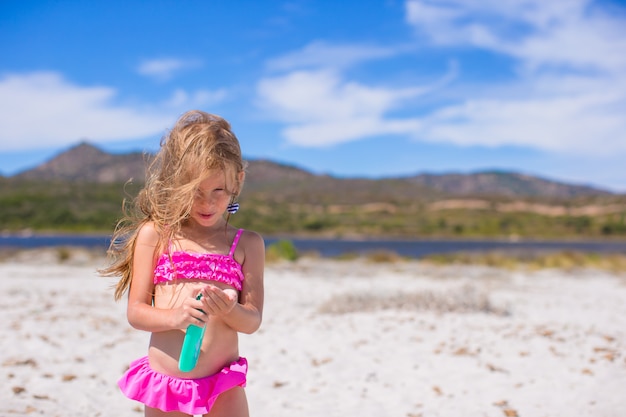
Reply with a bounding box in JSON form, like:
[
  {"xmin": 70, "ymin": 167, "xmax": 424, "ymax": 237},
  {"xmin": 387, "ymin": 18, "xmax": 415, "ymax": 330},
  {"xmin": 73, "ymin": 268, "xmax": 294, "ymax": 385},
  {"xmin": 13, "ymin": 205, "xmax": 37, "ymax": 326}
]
[
  {"xmin": 4, "ymin": 142, "xmax": 626, "ymax": 238},
  {"xmin": 13, "ymin": 141, "xmax": 613, "ymax": 199},
  {"xmin": 406, "ymin": 171, "xmax": 611, "ymax": 199},
  {"xmin": 15, "ymin": 142, "xmax": 148, "ymax": 183}
]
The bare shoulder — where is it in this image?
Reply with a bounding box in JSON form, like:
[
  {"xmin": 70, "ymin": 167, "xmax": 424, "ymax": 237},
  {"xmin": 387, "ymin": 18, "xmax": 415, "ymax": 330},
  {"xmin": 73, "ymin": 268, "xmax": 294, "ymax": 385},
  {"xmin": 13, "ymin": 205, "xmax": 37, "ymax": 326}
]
[
  {"xmin": 136, "ymin": 221, "xmax": 160, "ymax": 248},
  {"xmin": 239, "ymin": 229, "xmax": 264, "ymax": 249},
  {"xmin": 236, "ymin": 229, "xmax": 264, "ymax": 264}
]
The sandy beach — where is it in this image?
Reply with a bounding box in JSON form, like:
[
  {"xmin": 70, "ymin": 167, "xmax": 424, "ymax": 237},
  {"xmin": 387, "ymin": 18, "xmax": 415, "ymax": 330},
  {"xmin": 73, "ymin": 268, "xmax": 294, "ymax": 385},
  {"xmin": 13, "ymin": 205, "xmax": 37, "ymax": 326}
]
[{"xmin": 1, "ymin": 248, "xmax": 625, "ymax": 417}]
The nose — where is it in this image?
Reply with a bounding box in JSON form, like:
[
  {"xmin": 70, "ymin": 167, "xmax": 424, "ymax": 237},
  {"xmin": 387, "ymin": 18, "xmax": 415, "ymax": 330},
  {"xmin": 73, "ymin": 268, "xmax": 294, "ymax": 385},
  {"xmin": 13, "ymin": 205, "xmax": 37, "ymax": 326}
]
[{"xmin": 195, "ymin": 192, "xmax": 216, "ymax": 207}]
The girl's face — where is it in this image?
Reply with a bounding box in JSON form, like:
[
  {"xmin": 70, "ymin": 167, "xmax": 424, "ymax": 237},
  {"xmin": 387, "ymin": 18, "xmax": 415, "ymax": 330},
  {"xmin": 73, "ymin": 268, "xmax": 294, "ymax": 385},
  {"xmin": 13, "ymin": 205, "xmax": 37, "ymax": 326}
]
[{"xmin": 189, "ymin": 170, "xmax": 233, "ymax": 227}]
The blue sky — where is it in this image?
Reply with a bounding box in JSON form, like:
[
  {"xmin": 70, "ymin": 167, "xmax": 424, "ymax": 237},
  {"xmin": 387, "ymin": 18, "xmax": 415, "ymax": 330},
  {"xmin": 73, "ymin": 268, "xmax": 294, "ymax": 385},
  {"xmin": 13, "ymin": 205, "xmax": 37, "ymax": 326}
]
[{"xmin": 1, "ymin": 0, "xmax": 626, "ymax": 191}]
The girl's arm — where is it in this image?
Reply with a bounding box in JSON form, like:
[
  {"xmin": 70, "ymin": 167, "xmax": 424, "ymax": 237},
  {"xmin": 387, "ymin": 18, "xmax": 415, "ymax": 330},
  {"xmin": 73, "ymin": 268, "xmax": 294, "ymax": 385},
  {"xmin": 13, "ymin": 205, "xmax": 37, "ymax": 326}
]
[
  {"xmin": 126, "ymin": 222, "xmax": 206, "ymax": 332},
  {"xmin": 201, "ymin": 230, "xmax": 265, "ymax": 334}
]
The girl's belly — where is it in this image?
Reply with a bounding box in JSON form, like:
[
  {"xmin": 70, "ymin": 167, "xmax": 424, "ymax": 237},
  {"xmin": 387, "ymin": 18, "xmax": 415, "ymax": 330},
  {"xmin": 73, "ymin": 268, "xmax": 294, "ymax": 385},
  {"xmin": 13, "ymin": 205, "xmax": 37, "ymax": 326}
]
[
  {"xmin": 148, "ymin": 321, "xmax": 240, "ymax": 379},
  {"xmin": 149, "ymin": 280, "xmax": 240, "ymax": 378}
]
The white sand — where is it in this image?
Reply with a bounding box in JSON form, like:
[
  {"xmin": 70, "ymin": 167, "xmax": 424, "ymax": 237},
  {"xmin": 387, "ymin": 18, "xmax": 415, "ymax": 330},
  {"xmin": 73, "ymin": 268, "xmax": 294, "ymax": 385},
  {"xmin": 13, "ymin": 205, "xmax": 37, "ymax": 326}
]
[{"xmin": 1, "ymin": 249, "xmax": 625, "ymax": 417}]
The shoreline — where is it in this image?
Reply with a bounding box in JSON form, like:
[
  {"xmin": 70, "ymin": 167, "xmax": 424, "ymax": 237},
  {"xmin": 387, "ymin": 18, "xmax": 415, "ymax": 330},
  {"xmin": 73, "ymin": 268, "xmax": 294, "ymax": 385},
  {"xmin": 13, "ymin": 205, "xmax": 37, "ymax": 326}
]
[
  {"xmin": 2, "ymin": 233, "xmax": 626, "ymax": 257},
  {"xmin": 3, "ymin": 229, "xmax": 626, "ymax": 243},
  {"xmin": 2, "ymin": 243, "xmax": 626, "ymax": 275}
]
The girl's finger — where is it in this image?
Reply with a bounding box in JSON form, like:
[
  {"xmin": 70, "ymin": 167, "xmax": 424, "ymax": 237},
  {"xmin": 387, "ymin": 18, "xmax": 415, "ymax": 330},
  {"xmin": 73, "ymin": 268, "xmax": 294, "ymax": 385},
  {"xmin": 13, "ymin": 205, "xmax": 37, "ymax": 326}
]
[{"xmin": 202, "ymin": 287, "xmax": 234, "ymax": 313}]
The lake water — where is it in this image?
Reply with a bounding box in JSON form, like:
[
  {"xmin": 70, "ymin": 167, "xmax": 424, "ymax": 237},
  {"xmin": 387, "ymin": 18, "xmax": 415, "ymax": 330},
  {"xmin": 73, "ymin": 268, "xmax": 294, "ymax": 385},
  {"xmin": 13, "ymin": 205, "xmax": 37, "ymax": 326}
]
[{"xmin": 1, "ymin": 234, "xmax": 625, "ymax": 258}]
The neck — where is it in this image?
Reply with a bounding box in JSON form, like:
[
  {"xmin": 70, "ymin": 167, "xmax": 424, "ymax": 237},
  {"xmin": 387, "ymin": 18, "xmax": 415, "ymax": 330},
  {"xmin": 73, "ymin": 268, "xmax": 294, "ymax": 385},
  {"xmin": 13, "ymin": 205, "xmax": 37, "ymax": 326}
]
[{"xmin": 182, "ymin": 218, "xmax": 228, "ymax": 236}]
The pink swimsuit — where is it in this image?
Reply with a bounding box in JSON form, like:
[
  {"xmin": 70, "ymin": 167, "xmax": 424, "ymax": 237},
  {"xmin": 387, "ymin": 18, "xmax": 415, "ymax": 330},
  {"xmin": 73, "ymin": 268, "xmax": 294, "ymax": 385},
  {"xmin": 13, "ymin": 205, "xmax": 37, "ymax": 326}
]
[
  {"xmin": 118, "ymin": 229, "xmax": 248, "ymax": 415},
  {"xmin": 153, "ymin": 228, "xmax": 245, "ymax": 291}
]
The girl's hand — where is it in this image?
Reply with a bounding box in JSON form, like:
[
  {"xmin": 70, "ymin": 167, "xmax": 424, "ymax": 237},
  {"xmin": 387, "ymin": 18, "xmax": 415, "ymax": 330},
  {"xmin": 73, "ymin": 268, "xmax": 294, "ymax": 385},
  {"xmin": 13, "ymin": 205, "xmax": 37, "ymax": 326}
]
[
  {"xmin": 200, "ymin": 285, "xmax": 238, "ymax": 317},
  {"xmin": 172, "ymin": 295, "xmax": 207, "ymax": 329}
]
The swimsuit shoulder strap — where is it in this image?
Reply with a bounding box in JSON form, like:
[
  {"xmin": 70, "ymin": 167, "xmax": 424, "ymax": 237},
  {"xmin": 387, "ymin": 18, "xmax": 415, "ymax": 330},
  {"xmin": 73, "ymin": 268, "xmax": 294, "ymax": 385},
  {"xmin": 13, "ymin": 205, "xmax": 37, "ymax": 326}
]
[{"xmin": 228, "ymin": 229, "xmax": 244, "ymax": 257}]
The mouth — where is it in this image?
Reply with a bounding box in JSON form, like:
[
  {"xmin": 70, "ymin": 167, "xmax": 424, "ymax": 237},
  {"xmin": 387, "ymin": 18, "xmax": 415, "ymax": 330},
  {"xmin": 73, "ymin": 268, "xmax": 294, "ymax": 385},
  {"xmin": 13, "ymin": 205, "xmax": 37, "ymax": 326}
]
[{"xmin": 198, "ymin": 212, "xmax": 214, "ymax": 220}]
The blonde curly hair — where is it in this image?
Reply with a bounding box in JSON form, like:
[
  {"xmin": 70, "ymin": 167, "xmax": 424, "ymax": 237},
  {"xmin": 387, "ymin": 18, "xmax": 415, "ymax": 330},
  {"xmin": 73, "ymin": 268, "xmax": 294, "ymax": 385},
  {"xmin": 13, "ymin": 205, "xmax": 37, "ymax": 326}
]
[{"xmin": 101, "ymin": 110, "xmax": 246, "ymax": 300}]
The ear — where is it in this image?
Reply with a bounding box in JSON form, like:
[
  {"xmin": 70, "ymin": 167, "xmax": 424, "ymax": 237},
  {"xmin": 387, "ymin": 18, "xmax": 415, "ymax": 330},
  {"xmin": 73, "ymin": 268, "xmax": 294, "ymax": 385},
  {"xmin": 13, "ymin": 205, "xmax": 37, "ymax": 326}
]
[{"xmin": 236, "ymin": 170, "xmax": 246, "ymax": 194}]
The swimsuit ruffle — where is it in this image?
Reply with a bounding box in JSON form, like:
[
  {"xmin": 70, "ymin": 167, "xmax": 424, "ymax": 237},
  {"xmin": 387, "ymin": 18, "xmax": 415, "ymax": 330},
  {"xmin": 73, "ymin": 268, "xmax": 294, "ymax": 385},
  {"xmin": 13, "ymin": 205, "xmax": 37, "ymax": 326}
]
[
  {"xmin": 154, "ymin": 251, "xmax": 244, "ymax": 290},
  {"xmin": 118, "ymin": 356, "xmax": 247, "ymax": 415}
]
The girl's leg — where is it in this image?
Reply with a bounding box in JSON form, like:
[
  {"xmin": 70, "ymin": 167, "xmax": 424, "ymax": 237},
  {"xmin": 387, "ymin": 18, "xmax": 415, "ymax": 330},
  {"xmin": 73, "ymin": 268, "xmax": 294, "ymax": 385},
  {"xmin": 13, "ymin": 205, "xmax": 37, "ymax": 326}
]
[
  {"xmin": 145, "ymin": 406, "xmax": 189, "ymax": 417},
  {"xmin": 205, "ymin": 387, "xmax": 249, "ymax": 417}
]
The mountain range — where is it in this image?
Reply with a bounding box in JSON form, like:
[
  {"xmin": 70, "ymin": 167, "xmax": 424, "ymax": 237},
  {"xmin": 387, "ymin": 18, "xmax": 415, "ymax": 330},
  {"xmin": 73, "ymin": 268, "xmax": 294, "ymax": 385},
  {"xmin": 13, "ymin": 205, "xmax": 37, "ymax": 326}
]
[{"xmin": 9, "ymin": 141, "xmax": 613, "ymax": 200}]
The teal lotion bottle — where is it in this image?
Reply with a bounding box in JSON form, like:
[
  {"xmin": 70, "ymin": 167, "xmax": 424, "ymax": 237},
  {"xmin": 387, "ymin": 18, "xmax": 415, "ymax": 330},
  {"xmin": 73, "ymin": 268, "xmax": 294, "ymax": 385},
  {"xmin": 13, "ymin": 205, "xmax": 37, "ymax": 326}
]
[{"xmin": 178, "ymin": 294, "xmax": 206, "ymax": 372}]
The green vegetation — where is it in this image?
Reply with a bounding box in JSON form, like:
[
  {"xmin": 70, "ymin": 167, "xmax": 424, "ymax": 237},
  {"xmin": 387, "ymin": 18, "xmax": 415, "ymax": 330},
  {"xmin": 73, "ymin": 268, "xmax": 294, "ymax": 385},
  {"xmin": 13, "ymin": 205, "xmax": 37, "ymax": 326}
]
[
  {"xmin": 265, "ymin": 240, "xmax": 299, "ymax": 262},
  {"xmin": 0, "ymin": 179, "xmax": 141, "ymax": 232},
  {"xmin": 1, "ymin": 178, "xmax": 626, "ymax": 240},
  {"xmin": 422, "ymin": 250, "xmax": 626, "ymax": 273}
]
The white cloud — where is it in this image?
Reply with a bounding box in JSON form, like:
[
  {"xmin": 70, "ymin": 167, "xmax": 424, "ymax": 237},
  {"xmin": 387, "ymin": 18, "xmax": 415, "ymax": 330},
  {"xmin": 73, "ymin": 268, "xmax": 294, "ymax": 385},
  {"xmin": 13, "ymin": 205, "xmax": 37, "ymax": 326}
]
[
  {"xmin": 137, "ymin": 58, "xmax": 201, "ymax": 81},
  {"xmin": 265, "ymin": 41, "xmax": 401, "ymax": 72},
  {"xmin": 417, "ymin": 79, "xmax": 626, "ymax": 154},
  {"xmin": 405, "ymin": 0, "xmax": 626, "ymax": 72},
  {"xmin": 283, "ymin": 117, "xmax": 422, "ymax": 147},
  {"xmin": 257, "ymin": 40, "xmax": 456, "ymax": 147},
  {"xmin": 403, "ymin": 0, "xmax": 626, "ymax": 155},
  {"xmin": 163, "ymin": 88, "xmax": 228, "ymax": 108},
  {"xmin": 256, "ymin": 69, "xmax": 445, "ymax": 146},
  {"xmin": 254, "ymin": 0, "xmax": 625, "ymax": 155},
  {"xmin": 0, "ymin": 72, "xmax": 225, "ymax": 150},
  {"xmin": 405, "ymin": 0, "xmax": 588, "ymax": 46}
]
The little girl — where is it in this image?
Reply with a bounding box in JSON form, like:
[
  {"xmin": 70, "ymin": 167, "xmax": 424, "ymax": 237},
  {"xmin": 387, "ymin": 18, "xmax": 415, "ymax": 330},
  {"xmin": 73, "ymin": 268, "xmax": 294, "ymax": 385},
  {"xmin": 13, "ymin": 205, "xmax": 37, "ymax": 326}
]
[{"xmin": 102, "ymin": 110, "xmax": 264, "ymax": 416}]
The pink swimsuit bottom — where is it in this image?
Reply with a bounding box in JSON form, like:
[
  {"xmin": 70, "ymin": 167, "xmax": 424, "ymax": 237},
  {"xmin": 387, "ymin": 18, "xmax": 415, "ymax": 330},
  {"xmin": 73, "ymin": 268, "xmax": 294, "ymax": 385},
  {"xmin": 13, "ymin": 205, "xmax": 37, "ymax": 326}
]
[
  {"xmin": 118, "ymin": 229, "xmax": 247, "ymax": 414},
  {"xmin": 118, "ymin": 356, "xmax": 247, "ymax": 415}
]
